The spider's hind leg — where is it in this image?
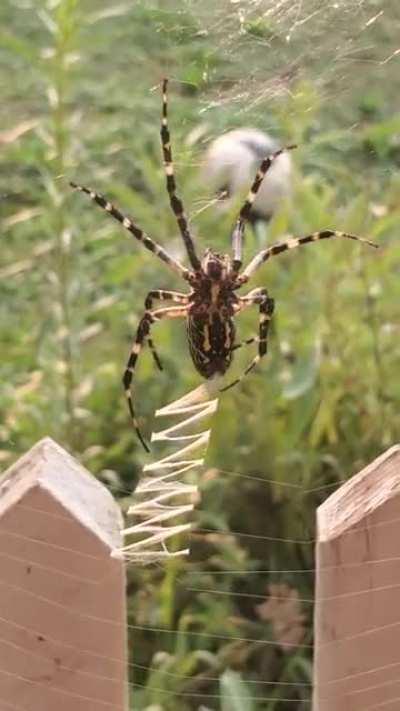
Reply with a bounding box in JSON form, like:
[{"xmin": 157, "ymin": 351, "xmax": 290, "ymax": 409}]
[
  {"xmin": 221, "ymin": 288, "xmax": 274, "ymax": 392},
  {"xmin": 231, "ymin": 336, "xmax": 259, "ymax": 352},
  {"xmin": 147, "ymin": 339, "xmax": 163, "ymax": 371},
  {"xmin": 123, "ymin": 313, "xmax": 153, "ymax": 452},
  {"xmin": 144, "ymin": 289, "xmax": 189, "ymax": 372},
  {"xmin": 123, "ymin": 305, "xmax": 188, "ymax": 451}
]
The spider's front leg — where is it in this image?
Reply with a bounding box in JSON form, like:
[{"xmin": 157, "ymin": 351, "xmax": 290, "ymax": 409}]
[
  {"xmin": 123, "ymin": 305, "xmax": 188, "ymax": 451},
  {"xmin": 220, "ymin": 288, "xmax": 275, "ymax": 392},
  {"xmin": 143, "ymin": 290, "xmax": 189, "ymax": 371}
]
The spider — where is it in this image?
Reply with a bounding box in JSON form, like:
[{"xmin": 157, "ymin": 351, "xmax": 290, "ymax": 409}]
[{"xmin": 70, "ymin": 79, "xmax": 378, "ymax": 452}]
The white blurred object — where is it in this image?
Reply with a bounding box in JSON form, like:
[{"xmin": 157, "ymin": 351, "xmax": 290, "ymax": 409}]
[{"xmin": 203, "ymin": 128, "xmax": 293, "ymax": 224}]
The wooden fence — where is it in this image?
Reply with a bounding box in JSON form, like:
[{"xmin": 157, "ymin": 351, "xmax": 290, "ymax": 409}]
[
  {"xmin": 0, "ymin": 436, "xmax": 399, "ymax": 709},
  {"xmin": 0, "ymin": 437, "xmax": 127, "ymax": 711},
  {"xmin": 313, "ymin": 444, "xmax": 400, "ymax": 711}
]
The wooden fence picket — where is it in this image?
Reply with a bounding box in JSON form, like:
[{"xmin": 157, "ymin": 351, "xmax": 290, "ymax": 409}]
[
  {"xmin": 2, "ymin": 436, "xmax": 400, "ymax": 710},
  {"xmin": 0, "ymin": 437, "xmax": 127, "ymax": 711},
  {"xmin": 313, "ymin": 445, "xmax": 400, "ymax": 711}
]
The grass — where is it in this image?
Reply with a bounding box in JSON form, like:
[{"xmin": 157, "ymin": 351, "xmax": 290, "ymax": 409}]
[{"xmin": 1, "ymin": 1, "xmax": 400, "ymax": 709}]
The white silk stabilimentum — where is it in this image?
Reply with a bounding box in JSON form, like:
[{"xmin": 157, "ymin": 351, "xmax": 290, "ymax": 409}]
[{"xmin": 117, "ymin": 377, "xmax": 221, "ymax": 562}]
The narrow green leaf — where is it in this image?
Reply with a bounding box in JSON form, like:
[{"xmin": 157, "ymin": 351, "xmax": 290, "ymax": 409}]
[{"xmin": 220, "ymin": 669, "xmax": 255, "ymax": 711}]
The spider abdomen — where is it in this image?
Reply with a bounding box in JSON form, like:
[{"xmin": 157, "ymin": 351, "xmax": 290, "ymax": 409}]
[{"xmin": 187, "ymin": 311, "xmax": 235, "ymax": 378}]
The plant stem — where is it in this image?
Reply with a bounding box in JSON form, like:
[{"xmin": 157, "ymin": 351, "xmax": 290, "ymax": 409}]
[{"xmin": 47, "ymin": 0, "xmax": 79, "ymax": 446}]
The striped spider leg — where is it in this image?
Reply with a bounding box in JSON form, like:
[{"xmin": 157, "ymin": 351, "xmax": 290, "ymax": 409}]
[
  {"xmin": 161, "ymin": 78, "xmax": 201, "ymax": 272},
  {"xmin": 221, "ymin": 288, "xmax": 275, "ymax": 392},
  {"xmin": 143, "ymin": 289, "xmax": 190, "ymax": 370},
  {"xmin": 69, "ymin": 182, "xmax": 193, "ymax": 282},
  {"xmin": 68, "ymin": 186, "xmax": 194, "ymax": 450},
  {"xmin": 224, "ymin": 231, "xmax": 379, "ymax": 391},
  {"xmin": 231, "ymin": 144, "xmax": 297, "ymax": 273},
  {"xmin": 240, "ymin": 229, "xmax": 379, "ymax": 280},
  {"xmin": 123, "ymin": 304, "xmax": 189, "ymax": 452}
]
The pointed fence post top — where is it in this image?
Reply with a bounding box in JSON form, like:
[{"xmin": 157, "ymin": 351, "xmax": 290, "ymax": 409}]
[
  {"xmin": 0, "ymin": 437, "xmax": 127, "ymax": 710},
  {"xmin": 314, "ymin": 445, "xmax": 400, "ymax": 710},
  {"xmin": 0, "ymin": 436, "xmax": 123, "ymax": 551},
  {"xmin": 317, "ymin": 444, "xmax": 400, "ymax": 542}
]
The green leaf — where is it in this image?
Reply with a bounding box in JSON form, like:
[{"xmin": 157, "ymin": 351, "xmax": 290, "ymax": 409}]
[
  {"xmin": 282, "ymin": 344, "xmax": 320, "ymax": 400},
  {"xmin": 0, "ymin": 31, "xmax": 38, "ymax": 64},
  {"xmin": 220, "ymin": 669, "xmax": 255, "ymax": 711}
]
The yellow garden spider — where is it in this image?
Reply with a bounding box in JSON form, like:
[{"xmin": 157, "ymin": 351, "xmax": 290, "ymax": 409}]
[{"xmin": 71, "ymin": 79, "xmax": 378, "ymax": 451}]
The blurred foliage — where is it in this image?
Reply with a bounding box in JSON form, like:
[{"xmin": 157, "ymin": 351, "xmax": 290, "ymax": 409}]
[{"xmin": 1, "ymin": 1, "xmax": 400, "ymax": 709}]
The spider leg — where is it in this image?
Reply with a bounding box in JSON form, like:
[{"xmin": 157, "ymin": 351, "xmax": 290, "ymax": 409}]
[
  {"xmin": 231, "ymin": 336, "xmax": 259, "ymax": 352},
  {"xmin": 144, "ymin": 290, "xmax": 189, "ymax": 309},
  {"xmin": 69, "ymin": 182, "xmax": 192, "ymax": 281},
  {"xmin": 231, "ymin": 145, "xmax": 297, "ymax": 273},
  {"xmin": 123, "ymin": 305, "xmax": 188, "ymax": 451},
  {"xmin": 241, "ymin": 230, "xmax": 379, "ymax": 280},
  {"xmin": 220, "ymin": 288, "xmax": 274, "ymax": 392},
  {"xmin": 160, "ymin": 79, "xmax": 201, "ymax": 272},
  {"xmin": 143, "ymin": 290, "xmax": 189, "ymax": 371}
]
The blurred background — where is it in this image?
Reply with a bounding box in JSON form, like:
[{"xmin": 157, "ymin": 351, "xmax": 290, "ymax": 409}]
[{"xmin": 1, "ymin": 1, "xmax": 400, "ymax": 709}]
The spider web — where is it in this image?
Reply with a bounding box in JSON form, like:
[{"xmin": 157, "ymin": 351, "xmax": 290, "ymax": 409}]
[
  {"xmin": 2, "ymin": 2, "xmax": 400, "ymax": 710},
  {"xmin": 152, "ymin": 0, "xmax": 400, "ymax": 116},
  {"xmin": 115, "ymin": 4, "xmax": 400, "ymax": 709}
]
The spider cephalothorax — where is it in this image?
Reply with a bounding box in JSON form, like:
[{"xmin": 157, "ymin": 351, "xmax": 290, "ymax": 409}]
[
  {"xmin": 71, "ymin": 79, "xmax": 378, "ymax": 451},
  {"xmin": 200, "ymin": 248, "xmax": 230, "ymax": 280}
]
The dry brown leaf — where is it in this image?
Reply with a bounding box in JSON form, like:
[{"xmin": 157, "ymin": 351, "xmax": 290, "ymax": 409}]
[
  {"xmin": 0, "ymin": 259, "xmax": 34, "ymax": 279},
  {"xmin": 256, "ymin": 583, "xmax": 306, "ymax": 653},
  {"xmin": 14, "ymin": 371, "xmax": 43, "ymax": 399},
  {"xmin": 78, "ymin": 323, "xmax": 103, "ymax": 342},
  {"xmin": 2, "ymin": 207, "xmax": 42, "ymax": 229},
  {"xmin": 0, "ymin": 120, "xmax": 38, "ymax": 145},
  {"xmin": 0, "ymin": 240, "xmax": 54, "ymax": 279}
]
